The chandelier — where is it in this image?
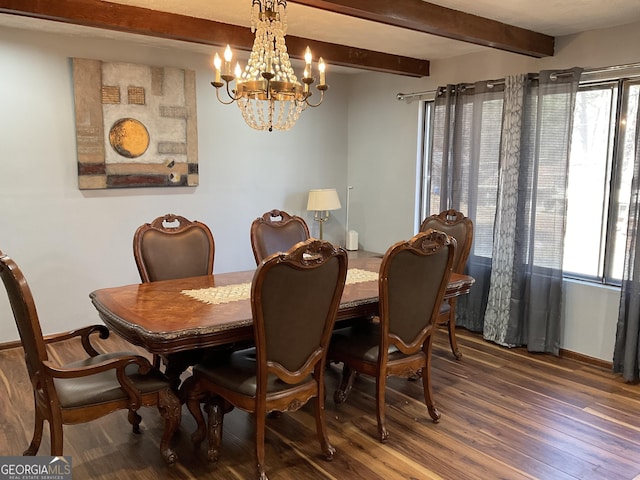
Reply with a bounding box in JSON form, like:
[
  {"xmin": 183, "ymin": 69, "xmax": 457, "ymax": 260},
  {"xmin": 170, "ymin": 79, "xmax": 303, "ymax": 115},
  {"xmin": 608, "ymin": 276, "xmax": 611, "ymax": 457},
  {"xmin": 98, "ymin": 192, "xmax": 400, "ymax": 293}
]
[{"xmin": 211, "ymin": 0, "xmax": 328, "ymax": 132}]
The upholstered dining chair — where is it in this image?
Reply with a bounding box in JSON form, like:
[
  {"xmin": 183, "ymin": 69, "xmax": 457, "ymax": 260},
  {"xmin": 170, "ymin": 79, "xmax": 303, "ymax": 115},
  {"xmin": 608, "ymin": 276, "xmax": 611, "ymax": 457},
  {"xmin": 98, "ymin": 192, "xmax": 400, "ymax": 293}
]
[
  {"xmin": 133, "ymin": 213, "xmax": 215, "ymax": 283},
  {"xmin": 250, "ymin": 209, "xmax": 310, "ymax": 264},
  {"xmin": 133, "ymin": 213, "xmax": 217, "ymax": 376},
  {"xmin": 184, "ymin": 239, "xmax": 348, "ymax": 480},
  {"xmin": 419, "ymin": 209, "xmax": 473, "ymax": 359},
  {"xmin": 329, "ymin": 230, "xmax": 454, "ymax": 443},
  {"xmin": 0, "ymin": 250, "xmax": 181, "ymax": 464}
]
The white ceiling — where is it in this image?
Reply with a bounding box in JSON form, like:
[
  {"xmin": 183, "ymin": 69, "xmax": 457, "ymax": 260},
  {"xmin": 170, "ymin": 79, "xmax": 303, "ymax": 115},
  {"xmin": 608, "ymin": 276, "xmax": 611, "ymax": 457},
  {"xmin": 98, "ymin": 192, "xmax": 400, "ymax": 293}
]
[{"xmin": 2, "ymin": 0, "xmax": 640, "ymax": 63}]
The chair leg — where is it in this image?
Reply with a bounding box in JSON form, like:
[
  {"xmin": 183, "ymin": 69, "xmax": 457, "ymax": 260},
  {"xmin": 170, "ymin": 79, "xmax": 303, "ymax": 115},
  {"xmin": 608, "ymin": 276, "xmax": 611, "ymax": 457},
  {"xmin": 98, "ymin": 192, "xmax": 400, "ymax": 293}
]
[
  {"xmin": 49, "ymin": 417, "xmax": 64, "ymax": 456},
  {"xmin": 334, "ymin": 364, "xmax": 357, "ymax": 404},
  {"xmin": 313, "ymin": 376, "xmax": 335, "ymax": 461},
  {"xmin": 157, "ymin": 388, "xmax": 181, "ymax": 465},
  {"xmin": 447, "ymin": 300, "xmax": 462, "ymax": 360},
  {"xmin": 23, "ymin": 405, "xmax": 44, "ymax": 456},
  {"xmin": 255, "ymin": 410, "xmax": 267, "ymax": 480},
  {"xmin": 375, "ymin": 374, "xmax": 389, "ymax": 443},
  {"xmin": 206, "ymin": 399, "xmax": 224, "ymax": 463},
  {"xmin": 421, "ymin": 340, "xmax": 441, "ymax": 424},
  {"xmin": 127, "ymin": 409, "xmax": 142, "ymax": 434}
]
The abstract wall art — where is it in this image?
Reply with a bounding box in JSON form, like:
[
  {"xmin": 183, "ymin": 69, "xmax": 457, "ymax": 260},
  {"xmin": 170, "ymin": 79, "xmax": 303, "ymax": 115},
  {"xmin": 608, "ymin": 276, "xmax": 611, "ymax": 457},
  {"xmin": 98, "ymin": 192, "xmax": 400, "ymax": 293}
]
[{"xmin": 72, "ymin": 58, "xmax": 199, "ymax": 189}]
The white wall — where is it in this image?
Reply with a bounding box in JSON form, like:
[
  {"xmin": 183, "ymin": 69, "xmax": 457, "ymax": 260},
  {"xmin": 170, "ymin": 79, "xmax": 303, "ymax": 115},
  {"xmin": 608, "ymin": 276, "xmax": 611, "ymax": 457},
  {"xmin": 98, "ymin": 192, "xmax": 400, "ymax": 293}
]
[
  {"xmin": 0, "ymin": 25, "xmax": 349, "ymax": 342},
  {"xmin": 344, "ymin": 72, "xmax": 426, "ymax": 255},
  {"xmin": 562, "ymin": 280, "xmax": 621, "ymax": 360},
  {"xmin": 346, "ymin": 21, "xmax": 640, "ymax": 362}
]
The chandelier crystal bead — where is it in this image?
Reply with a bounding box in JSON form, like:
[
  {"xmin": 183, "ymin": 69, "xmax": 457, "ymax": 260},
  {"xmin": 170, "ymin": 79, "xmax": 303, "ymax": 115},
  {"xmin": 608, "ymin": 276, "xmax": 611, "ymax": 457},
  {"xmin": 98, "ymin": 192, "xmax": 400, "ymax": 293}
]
[{"xmin": 211, "ymin": 0, "xmax": 328, "ymax": 132}]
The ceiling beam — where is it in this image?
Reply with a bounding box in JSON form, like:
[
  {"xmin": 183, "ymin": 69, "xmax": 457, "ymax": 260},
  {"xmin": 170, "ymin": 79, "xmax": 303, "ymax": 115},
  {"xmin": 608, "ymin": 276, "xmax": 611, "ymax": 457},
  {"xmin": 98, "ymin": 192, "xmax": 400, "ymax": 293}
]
[
  {"xmin": 289, "ymin": 0, "xmax": 555, "ymax": 58},
  {"xmin": 0, "ymin": 0, "xmax": 430, "ymax": 77}
]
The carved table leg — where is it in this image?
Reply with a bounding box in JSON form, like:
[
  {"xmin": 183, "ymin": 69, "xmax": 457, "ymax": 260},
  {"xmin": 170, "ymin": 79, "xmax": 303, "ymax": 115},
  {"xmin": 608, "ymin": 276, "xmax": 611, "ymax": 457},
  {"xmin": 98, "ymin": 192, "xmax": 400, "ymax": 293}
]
[{"xmin": 158, "ymin": 388, "xmax": 182, "ymax": 465}]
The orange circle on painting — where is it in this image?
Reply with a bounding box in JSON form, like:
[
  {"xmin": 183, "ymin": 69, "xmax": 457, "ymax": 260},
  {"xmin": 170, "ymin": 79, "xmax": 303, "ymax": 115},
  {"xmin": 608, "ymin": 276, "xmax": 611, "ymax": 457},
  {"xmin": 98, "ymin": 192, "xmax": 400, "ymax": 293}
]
[{"xmin": 109, "ymin": 118, "xmax": 150, "ymax": 158}]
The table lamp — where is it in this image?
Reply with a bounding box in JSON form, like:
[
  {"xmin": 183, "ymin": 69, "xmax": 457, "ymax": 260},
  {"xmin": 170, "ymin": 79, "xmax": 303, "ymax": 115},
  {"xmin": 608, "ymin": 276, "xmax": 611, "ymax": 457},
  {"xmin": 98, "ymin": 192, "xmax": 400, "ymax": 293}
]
[{"xmin": 307, "ymin": 188, "xmax": 341, "ymax": 240}]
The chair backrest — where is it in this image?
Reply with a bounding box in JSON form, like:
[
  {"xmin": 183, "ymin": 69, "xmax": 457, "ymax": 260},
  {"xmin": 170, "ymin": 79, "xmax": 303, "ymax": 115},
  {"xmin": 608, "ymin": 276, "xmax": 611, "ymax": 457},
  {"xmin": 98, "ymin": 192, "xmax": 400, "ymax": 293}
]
[
  {"xmin": 420, "ymin": 209, "xmax": 473, "ymax": 273},
  {"xmin": 133, "ymin": 214, "xmax": 215, "ymax": 282},
  {"xmin": 250, "ymin": 209, "xmax": 310, "ymax": 264},
  {"xmin": 0, "ymin": 251, "xmax": 49, "ymax": 387},
  {"xmin": 379, "ymin": 230, "xmax": 455, "ymax": 352},
  {"xmin": 251, "ymin": 239, "xmax": 347, "ymax": 384}
]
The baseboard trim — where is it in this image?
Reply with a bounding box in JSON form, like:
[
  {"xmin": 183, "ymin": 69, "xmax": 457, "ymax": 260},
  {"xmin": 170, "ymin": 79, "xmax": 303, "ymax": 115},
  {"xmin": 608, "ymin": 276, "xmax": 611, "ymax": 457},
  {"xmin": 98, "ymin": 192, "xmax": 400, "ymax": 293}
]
[
  {"xmin": 559, "ymin": 347, "xmax": 612, "ymax": 370},
  {"xmin": 0, "ymin": 339, "xmax": 22, "ymax": 351}
]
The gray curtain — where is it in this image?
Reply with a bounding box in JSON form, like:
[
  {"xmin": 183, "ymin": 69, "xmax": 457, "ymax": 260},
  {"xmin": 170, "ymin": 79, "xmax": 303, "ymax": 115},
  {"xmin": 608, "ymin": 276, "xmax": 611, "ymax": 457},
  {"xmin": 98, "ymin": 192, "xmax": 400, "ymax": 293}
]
[
  {"xmin": 484, "ymin": 69, "xmax": 582, "ymax": 353},
  {"xmin": 429, "ymin": 81, "xmax": 504, "ymax": 332},
  {"xmin": 613, "ymin": 102, "xmax": 640, "ymax": 383},
  {"xmin": 482, "ymin": 74, "xmax": 526, "ymax": 346},
  {"xmin": 429, "ymin": 68, "xmax": 582, "ymax": 353}
]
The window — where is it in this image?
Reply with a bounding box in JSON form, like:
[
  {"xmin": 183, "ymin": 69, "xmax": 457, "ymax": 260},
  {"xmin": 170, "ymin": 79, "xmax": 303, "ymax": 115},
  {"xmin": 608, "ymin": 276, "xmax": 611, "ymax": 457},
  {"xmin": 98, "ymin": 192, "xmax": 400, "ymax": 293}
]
[
  {"xmin": 417, "ymin": 100, "xmax": 433, "ymax": 227},
  {"xmin": 563, "ymin": 79, "xmax": 640, "ymax": 284}
]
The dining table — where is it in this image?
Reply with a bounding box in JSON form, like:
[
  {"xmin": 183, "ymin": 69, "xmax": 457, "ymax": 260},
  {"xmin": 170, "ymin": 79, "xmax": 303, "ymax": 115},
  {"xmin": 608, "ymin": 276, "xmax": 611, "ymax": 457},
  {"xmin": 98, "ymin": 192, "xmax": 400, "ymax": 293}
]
[{"xmin": 89, "ymin": 252, "xmax": 475, "ymax": 389}]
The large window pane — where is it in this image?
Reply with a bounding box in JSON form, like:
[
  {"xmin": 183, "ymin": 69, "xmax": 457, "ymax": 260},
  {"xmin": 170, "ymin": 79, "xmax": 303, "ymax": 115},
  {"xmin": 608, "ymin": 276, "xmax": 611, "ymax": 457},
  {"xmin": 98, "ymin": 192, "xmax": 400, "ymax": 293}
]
[
  {"xmin": 473, "ymin": 98, "xmax": 502, "ymax": 258},
  {"xmin": 609, "ymin": 82, "xmax": 640, "ymax": 281},
  {"xmin": 564, "ymin": 79, "xmax": 639, "ymax": 284},
  {"xmin": 563, "ymin": 85, "xmax": 615, "ymax": 279}
]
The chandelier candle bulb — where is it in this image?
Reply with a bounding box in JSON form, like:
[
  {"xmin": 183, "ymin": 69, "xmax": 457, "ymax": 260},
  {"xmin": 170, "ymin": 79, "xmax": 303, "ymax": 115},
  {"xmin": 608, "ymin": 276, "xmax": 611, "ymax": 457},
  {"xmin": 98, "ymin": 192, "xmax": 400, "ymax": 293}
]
[
  {"xmin": 224, "ymin": 45, "xmax": 233, "ymax": 76},
  {"xmin": 304, "ymin": 46, "xmax": 312, "ymax": 76},
  {"xmin": 319, "ymin": 58, "xmax": 326, "ymax": 86},
  {"xmin": 213, "ymin": 54, "xmax": 221, "ymax": 83}
]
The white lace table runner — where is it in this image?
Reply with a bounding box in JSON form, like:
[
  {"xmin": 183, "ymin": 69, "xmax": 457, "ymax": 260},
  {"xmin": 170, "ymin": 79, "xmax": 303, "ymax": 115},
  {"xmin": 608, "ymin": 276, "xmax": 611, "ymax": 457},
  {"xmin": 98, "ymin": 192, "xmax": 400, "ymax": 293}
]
[
  {"xmin": 181, "ymin": 268, "xmax": 379, "ymax": 305},
  {"xmin": 346, "ymin": 268, "xmax": 379, "ymax": 285}
]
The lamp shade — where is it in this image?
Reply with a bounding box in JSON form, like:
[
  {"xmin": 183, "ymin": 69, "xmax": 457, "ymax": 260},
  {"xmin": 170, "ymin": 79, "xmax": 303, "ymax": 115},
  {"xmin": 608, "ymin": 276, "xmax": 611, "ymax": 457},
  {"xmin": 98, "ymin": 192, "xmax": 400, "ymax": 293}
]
[{"xmin": 307, "ymin": 189, "xmax": 341, "ymax": 211}]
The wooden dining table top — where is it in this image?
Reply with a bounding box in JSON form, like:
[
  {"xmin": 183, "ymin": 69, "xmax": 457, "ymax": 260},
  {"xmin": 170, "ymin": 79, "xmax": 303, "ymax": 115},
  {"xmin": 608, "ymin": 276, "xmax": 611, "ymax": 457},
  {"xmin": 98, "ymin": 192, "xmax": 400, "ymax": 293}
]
[{"xmin": 89, "ymin": 254, "xmax": 475, "ymax": 356}]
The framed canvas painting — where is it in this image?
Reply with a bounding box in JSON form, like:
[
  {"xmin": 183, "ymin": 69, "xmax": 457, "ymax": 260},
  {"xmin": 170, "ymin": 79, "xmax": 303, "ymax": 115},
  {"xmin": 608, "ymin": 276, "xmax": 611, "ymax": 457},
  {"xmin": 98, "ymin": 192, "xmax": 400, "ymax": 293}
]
[{"xmin": 72, "ymin": 58, "xmax": 198, "ymax": 189}]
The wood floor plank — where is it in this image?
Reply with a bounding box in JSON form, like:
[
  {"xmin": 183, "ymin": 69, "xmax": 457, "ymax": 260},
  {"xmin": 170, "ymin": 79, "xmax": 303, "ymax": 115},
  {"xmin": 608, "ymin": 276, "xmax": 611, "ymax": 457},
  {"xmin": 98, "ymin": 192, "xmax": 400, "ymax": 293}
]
[
  {"xmin": 337, "ymin": 378, "xmax": 568, "ymax": 480},
  {"xmin": 285, "ymin": 404, "xmax": 438, "ymax": 480},
  {"xmin": 427, "ymin": 357, "xmax": 640, "ymax": 478}
]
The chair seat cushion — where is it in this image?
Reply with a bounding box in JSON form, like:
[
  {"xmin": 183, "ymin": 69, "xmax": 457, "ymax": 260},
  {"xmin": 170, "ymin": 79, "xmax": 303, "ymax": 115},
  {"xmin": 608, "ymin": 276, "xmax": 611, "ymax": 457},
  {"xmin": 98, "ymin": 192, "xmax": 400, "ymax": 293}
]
[
  {"xmin": 54, "ymin": 352, "xmax": 171, "ymax": 409},
  {"xmin": 193, "ymin": 347, "xmax": 313, "ymax": 397},
  {"xmin": 330, "ymin": 324, "xmax": 404, "ymax": 364}
]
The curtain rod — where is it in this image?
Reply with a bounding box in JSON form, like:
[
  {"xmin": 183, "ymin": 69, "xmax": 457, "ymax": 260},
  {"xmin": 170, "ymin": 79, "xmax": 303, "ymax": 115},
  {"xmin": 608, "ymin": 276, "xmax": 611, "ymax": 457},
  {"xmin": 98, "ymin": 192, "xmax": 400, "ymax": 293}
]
[{"xmin": 396, "ymin": 62, "xmax": 640, "ymax": 101}]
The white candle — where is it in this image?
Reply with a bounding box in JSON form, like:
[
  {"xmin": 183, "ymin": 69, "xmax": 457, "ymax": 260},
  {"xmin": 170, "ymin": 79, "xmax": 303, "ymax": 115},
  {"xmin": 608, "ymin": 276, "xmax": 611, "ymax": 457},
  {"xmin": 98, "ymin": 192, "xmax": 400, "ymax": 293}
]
[
  {"xmin": 318, "ymin": 57, "xmax": 326, "ymax": 86},
  {"xmin": 304, "ymin": 46, "xmax": 312, "ymax": 79},
  {"xmin": 213, "ymin": 53, "xmax": 221, "ymax": 83},
  {"xmin": 224, "ymin": 45, "xmax": 233, "ymax": 76}
]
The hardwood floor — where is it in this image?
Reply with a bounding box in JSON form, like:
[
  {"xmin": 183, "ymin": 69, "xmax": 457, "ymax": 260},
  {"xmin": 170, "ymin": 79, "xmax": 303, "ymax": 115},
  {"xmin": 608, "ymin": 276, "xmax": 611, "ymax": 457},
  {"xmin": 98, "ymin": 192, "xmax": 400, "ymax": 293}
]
[{"xmin": 1, "ymin": 329, "xmax": 639, "ymax": 479}]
